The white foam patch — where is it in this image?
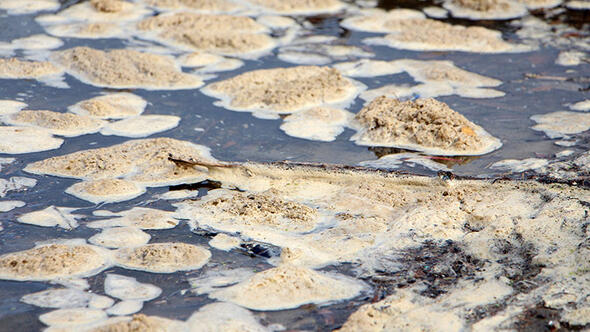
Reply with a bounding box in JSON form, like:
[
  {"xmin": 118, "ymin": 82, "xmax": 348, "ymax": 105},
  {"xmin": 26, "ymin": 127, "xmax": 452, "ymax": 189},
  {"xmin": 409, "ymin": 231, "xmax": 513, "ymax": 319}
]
[
  {"xmin": 158, "ymin": 189, "xmax": 201, "ymax": 200},
  {"xmin": 55, "ymin": 0, "xmax": 152, "ymax": 23},
  {"xmin": 195, "ymin": 58, "xmax": 245, "ymax": 74},
  {"xmin": 360, "ymin": 153, "xmax": 451, "ymax": 172},
  {"xmin": 570, "ymin": 99, "xmax": 590, "ymax": 112},
  {"xmin": 0, "ymin": 100, "xmax": 26, "ymax": 115},
  {"xmin": 65, "ymin": 179, "xmax": 146, "ymax": 204},
  {"xmin": 243, "ymin": 0, "xmax": 347, "ymax": 16},
  {"xmin": 0, "ymin": 176, "xmax": 36, "ymax": 198},
  {"xmin": 68, "ymin": 93, "xmax": 147, "ymax": 120},
  {"xmin": 566, "ymin": 0, "xmax": 590, "ymax": 9},
  {"xmin": 0, "ymin": 34, "xmax": 63, "ymax": 57},
  {"xmin": 555, "ymin": 51, "xmax": 587, "ymax": 66},
  {"xmin": 0, "ymin": 126, "xmax": 63, "ymax": 154},
  {"xmin": 521, "ymin": 0, "xmax": 563, "ymax": 9},
  {"xmin": 280, "ymin": 107, "xmax": 353, "ymax": 142},
  {"xmin": 17, "ymin": 206, "xmax": 80, "ymax": 230},
  {"xmin": 209, "ymin": 234, "xmax": 241, "ymax": 251},
  {"xmin": 423, "ymin": 6, "xmax": 448, "ymax": 18},
  {"xmin": 531, "ymin": 111, "xmax": 590, "ymax": 138},
  {"xmin": 278, "ymin": 38, "xmax": 374, "ymax": 66},
  {"xmin": 442, "ymin": 0, "xmax": 528, "ymax": 20},
  {"xmin": 114, "ymin": 242, "xmax": 212, "ymax": 273},
  {"xmin": 490, "ymin": 158, "xmax": 549, "ymax": 172},
  {"xmin": 104, "ymin": 274, "xmax": 162, "ymax": 301},
  {"xmin": 88, "ymin": 227, "xmax": 151, "ymax": 249},
  {"xmin": 186, "ymin": 302, "xmax": 269, "ymax": 331},
  {"xmin": 0, "ymin": 0, "xmax": 59, "ymax": 15},
  {"xmin": 178, "ymin": 52, "xmax": 225, "ymax": 67},
  {"xmin": 0, "ymin": 200, "xmax": 25, "ymax": 212},
  {"xmin": 257, "ymin": 15, "xmax": 297, "ymax": 29},
  {"xmin": 105, "ymin": 300, "xmax": 143, "ymax": 316},
  {"xmin": 21, "ymin": 288, "xmax": 114, "ymax": 310},
  {"xmin": 2, "ymin": 110, "xmax": 106, "ymax": 137},
  {"xmin": 42, "ymin": 21, "xmax": 126, "ymax": 39},
  {"xmin": 340, "ymin": 8, "xmax": 427, "ymax": 33},
  {"xmin": 39, "ymin": 308, "xmax": 107, "ymax": 328},
  {"xmin": 87, "ymin": 207, "xmax": 179, "ymax": 230},
  {"xmin": 556, "ymin": 150, "xmax": 574, "ymax": 158},
  {"xmin": 278, "ymin": 51, "xmax": 331, "ymax": 65},
  {"xmin": 100, "ymin": 115, "xmax": 180, "ymax": 138},
  {"xmin": 207, "ymin": 265, "xmax": 367, "ymax": 311},
  {"xmin": 190, "ymin": 268, "xmax": 255, "ymax": 295}
]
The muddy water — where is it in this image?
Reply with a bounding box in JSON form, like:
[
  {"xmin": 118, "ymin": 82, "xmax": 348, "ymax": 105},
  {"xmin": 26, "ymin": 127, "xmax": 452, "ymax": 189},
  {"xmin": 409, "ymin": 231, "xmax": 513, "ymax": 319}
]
[{"xmin": 0, "ymin": 0, "xmax": 589, "ymax": 331}]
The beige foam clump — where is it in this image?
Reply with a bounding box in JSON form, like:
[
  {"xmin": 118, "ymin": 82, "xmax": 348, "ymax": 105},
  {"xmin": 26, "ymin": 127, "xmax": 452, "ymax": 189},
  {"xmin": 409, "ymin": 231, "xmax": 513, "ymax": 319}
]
[
  {"xmin": 65, "ymin": 179, "xmax": 146, "ymax": 204},
  {"xmin": 566, "ymin": 0, "xmax": 590, "ymax": 9},
  {"xmin": 337, "ymin": 289, "xmax": 463, "ymax": 332},
  {"xmin": 178, "ymin": 51, "xmax": 225, "ymax": 67},
  {"xmin": 51, "ymin": 47, "xmax": 204, "ymax": 90},
  {"xmin": 100, "ymin": 115, "xmax": 180, "ymax": 138},
  {"xmin": 21, "ymin": 288, "xmax": 114, "ymax": 309},
  {"xmin": 17, "ymin": 206, "xmax": 80, "ymax": 230},
  {"xmin": 490, "ymin": 158, "xmax": 549, "ymax": 172},
  {"xmin": 144, "ymin": 0, "xmax": 243, "ymax": 13},
  {"xmin": 351, "ymin": 96, "xmax": 502, "ymax": 156},
  {"xmin": 519, "ymin": 0, "xmax": 562, "ymax": 9},
  {"xmin": 209, "ymin": 265, "xmax": 366, "ymax": 310},
  {"xmin": 43, "ymin": 22, "xmax": 124, "ymax": 39},
  {"xmin": 54, "ymin": 0, "xmax": 151, "ymax": 23},
  {"xmin": 0, "ymin": 100, "xmax": 27, "ymax": 115},
  {"xmin": 0, "ymin": 0, "xmax": 59, "ymax": 14},
  {"xmin": 0, "ymin": 126, "xmax": 63, "ymax": 154},
  {"xmin": 186, "ymin": 302, "xmax": 269, "ymax": 332},
  {"xmin": 209, "ymin": 234, "xmax": 241, "ymax": 251},
  {"xmin": 178, "ymin": 188, "xmax": 320, "ymax": 233},
  {"xmin": 0, "ymin": 58, "xmax": 63, "ymax": 79},
  {"xmin": 0, "ymin": 200, "xmax": 25, "ymax": 212},
  {"xmin": 442, "ymin": 0, "xmax": 527, "ymax": 20},
  {"xmin": 340, "ymin": 9, "xmax": 426, "ymax": 33},
  {"xmin": 68, "ymin": 93, "xmax": 147, "ymax": 120},
  {"xmin": 87, "ymin": 207, "xmax": 179, "ymax": 230},
  {"xmin": 245, "ymin": 0, "xmax": 346, "ymax": 15},
  {"xmin": 114, "ymin": 242, "xmax": 211, "ymax": 273},
  {"xmin": 531, "ymin": 111, "xmax": 590, "ymax": 139},
  {"xmin": 40, "ymin": 308, "xmax": 108, "ymax": 329},
  {"xmin": 136, "ymin": 13, "xmax": 275, "ymax": 58},
  {"xmin": 89, "ymin": 227, "xmax": 151, "ymax": 249},
  {"xmin": 85, "ymin": 314, "xmax": 185, "ymax": 332},
  {"xmin": 555, "ymin": 50, "xmax": 587, "ymax": 66},
  {"xmin": 105, "ymin": 300, "xmax": 143, "ymax": 316},
  {"xmin": 280, "ymin": 107, "xmax": 352, "ymax": 142},
  {"xmin": 104, "ymin": 274, "xmax": 162, "ymax": 301},
  {"xmin": 0, "ymin": 241, "xmax": 111, "ymax": 281},
  {"xmin": 3, "ymin": 110, "xmax": 105, "ymax": 137},
  {"xmin": 24, "ymin": 137, "xmax": 216, "ymax": 187},
  {"xmin": 256, "ymin": 15, "xmax": 297, "ymax": 29},
  {"xmin": 202, "ymin": 66, "xmax": 361, "ymax": 118}
]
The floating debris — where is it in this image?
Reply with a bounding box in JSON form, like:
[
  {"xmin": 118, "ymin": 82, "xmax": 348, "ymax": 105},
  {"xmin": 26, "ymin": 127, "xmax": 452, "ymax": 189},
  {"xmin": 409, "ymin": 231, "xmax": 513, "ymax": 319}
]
[
  {"xmin": 3, "ymin": 110, "xmax": 106, "ymax": 137},
  {"xmin": 351, "ymin": 96, "xmax": 502, "ymax": 155},
  {"xmin": 442, "ymin": 0, "xmax": 528, "ymax": 20},
  {"xmin": 209, "ymin": 233, "xmax": 241, "ymax": 251},
  {"xmin": 207, "ymin": 265, "xmax": 366, "ymax": 310},
  {"xmin": 68, "ymin": 93, "xmax": 147, "ymax": 120},
  {"xmin": 202, "ymin": 66, "xmax": 362, "ymax": 118},
  {"xmin": 114, "ymin": 242, "xmax": 211, "ymax": 273},
  {"xmin": 17, "ymin": 206, "xmax": 80, "ymax": 230},
  {"xmin": 490, "ymin": 158, "xmax": 549, "ymax": 172},
  {"xmin": 136, "ymin": 13, "xmax": 276, "ymax": 58},
  {"xmin": 51, "ymin": 47, "xmax": 204, "ymax": 90},
  {"xmin": 89, "ymin": 227, "xmax": 151, "ymax": 249},
  {"xmin": 280, "ymin": 107, "xmax": 352, "ymax": 142},
  {"xmin": 531, "ymin": 111, "xmax": 590, "ymax": 138},
  {"xmin": 65, "ymin": 179, "xmax": 146, "ymax": 204},
  {"xmin": 0, "ymin": 200, "xmax": 25, "ymax": 212},
  {"xmin": 0, "ymin": 240, "xmax": 112, "ymax": 281},
  {"xmin": 100, "ymin": 115, "xmax": 180, "ymax": 138},
  {"xmin": 21, "ymin": 288, "xmax": 114, "ymax": 309},
  {"xmin": 0, "ymin": 126, "xmax": 63, "ymax": 154},
  {"xmin": 87, "ymin": 207, "xmax": 179, "ymax": 230}
]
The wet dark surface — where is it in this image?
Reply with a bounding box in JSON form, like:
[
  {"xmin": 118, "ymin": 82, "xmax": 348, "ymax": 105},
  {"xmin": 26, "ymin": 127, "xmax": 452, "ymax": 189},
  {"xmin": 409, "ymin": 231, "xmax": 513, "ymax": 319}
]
[{"xmin": 0, "ymin": 0, "xmax": 589, "ymax": 330}]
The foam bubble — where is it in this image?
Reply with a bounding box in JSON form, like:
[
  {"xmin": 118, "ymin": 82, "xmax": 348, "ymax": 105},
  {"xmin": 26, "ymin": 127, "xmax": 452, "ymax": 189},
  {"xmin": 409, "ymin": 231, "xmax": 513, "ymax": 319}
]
[
  {"xmin": 100, "ymin": 115, "xmax": 180, "ymax": 138},
  {"xmin": 209, "ymin": 234, "xmax": 241, "ymax": 251},
  {"xmin": 186, "ymin": 302, "xmax": 269, "ymax": 332},
  {"xmin": 55, "ymin": 0, "xmax": 152, "ymax": 23},
  {"xmin": 423, "ymin": 6, "xmax": 449, "ymax": 18},
  {"xmin": 65, "ymin": 179, "xmax": 146, "ymax": 204},
  {"xmin": 245, "ymin": 0, "xmax": 346, "ymax": 15},
  {"xmin": 39, "ymin": 308, "xmax": 107, "ymax": 328},
  {"xmin": 280, "ymin": 107, "xmax": 353, "ymax": 142},
  {"xmin": 257, "ymin": 15, "xmax": 297, "ymax": 29},
  {"xmin": 0, "ymin": 126, "xmax": 63, "ymax": 154},
  {"xmin": 43, "ymin": 21, "xmax": 125, "ymax": 39},
  {"xmin": 0, "ymin": 34, "xmax": 63, "ymax": 57},
  {"xmin": 144, "ymin": 0, "xmax": 244, "ymax": 13},
  {"xmin": 0, "ymin": 177, "xmax": 36, "ymax": 197},
  {"xmin": 570, "ymin": 99, "xmax": 590, "ymax": 112},
  {"xmin": 87, "ymin": 207, "xmax": 179, "ymax": 230},
  {"xmin": 105, "ymin": 300, "xmax": 143, "ymax": 316},
  {"xmin": 0, "ymin": 100, "xmax": 27, "ymax": 115},
  {"xmin": 114, "ymin": 242, "xmax": 211, "ymax": 273},
  {"xmin": 104, "ymin": 274, "xmax": 162, "ymax": 301},
  {"xmin": 0, "ymin": 58, "xmax": 66, "ymax": 87},
  {"xmin": 68, "ymin": 93, "xmax": 147, "ymax": 120},
  {"xmin": 89, "ymin": 227, "xmax": 151, "ymax": 248},
  {"xmin": 555, "ymin": 50, "xmax": 587, "ymax": 66},
  {"xmin": 208, "ymin": 265, "xmax": 366, "ymax": 310},
  {"xmin": 21, "ymin": 288, "xmax": 114, "ymax": 309},
  {"xmin": 3, "ymin": 110, "xmax": 106, "ymax": 137},
  {"xmin": 566, "ymin": 0, "xmax": 590, "ymax": 9},
  {"xmin": 17, "ymin": 206, "xmax": 80, "ymax": 229},
  {"xmin": 51, "ymin": 47, "xmax": 204, "ymax": 90},
  {"xmin": 0, "ymin": 200, "xmax": 25, "ymax": 212},
  {"xmin": 360, "ymin": 153, "xmax": 451, "ymax": 172},
  {"xmin": 0, "ymin": 0, "xmax": 59, "ymax": 15},
  {"xmin": 442, "ymin": 0, "xmax": 528, "ymax": 20},
  {"xmin": 83, "ymin": 314, "xmax": 185, "ymax": 331}
]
